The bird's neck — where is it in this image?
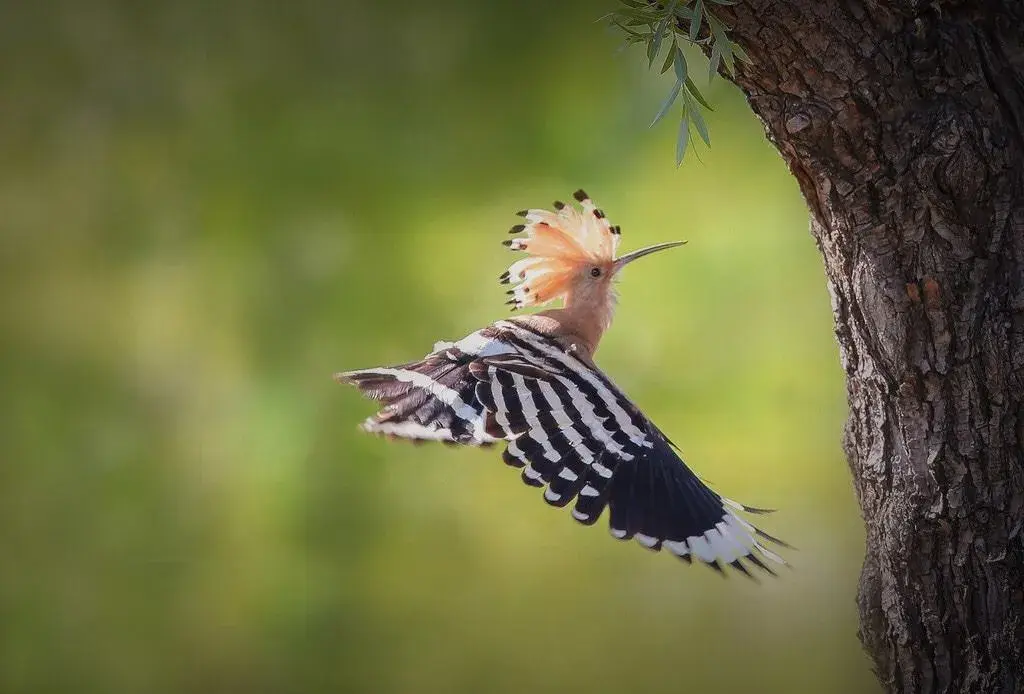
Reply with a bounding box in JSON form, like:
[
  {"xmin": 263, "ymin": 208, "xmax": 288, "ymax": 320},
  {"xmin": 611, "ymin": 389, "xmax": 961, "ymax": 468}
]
[{"xmin": 534, "ymin": 291, "xmax": 616, "ymax": 358}]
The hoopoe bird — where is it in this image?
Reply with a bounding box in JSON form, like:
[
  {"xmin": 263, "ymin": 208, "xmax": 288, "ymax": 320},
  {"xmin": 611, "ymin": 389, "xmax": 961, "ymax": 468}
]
[{"xmin": 336, "ymin": 190, "xmax": 788, "ymax": 575}]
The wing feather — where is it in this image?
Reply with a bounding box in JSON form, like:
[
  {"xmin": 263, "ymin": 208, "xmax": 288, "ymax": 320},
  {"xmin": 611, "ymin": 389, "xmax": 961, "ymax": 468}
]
[{"xmin": 338, "ymin": 320, "xmax": 788, "ymax": 573}]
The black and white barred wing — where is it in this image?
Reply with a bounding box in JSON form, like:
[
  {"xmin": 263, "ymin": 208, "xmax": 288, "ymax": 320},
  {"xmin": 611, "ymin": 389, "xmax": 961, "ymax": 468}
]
[
  {"xmin": 482, "ymin": 321, "xmax": 788, "ymax": 575},
  {"xmin": 335, "ymin": 330, "xmax": 507, "ymax": 445},
  {"xmin": 337, "ymin": 320, "xmax": 788, "ymax": 575}
]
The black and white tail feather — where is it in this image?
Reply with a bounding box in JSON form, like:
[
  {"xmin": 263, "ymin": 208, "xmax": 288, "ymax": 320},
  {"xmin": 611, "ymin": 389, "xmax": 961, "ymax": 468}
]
[{"xmin": 337, "ymin": 320, "xmax": 789, "ymax": 576}]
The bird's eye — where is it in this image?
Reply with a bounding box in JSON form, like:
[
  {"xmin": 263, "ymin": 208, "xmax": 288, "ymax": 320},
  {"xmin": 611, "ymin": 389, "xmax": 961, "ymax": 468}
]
[{"xmin": 590, "ymin": 267, "xmax": 602, "ymax": 278}]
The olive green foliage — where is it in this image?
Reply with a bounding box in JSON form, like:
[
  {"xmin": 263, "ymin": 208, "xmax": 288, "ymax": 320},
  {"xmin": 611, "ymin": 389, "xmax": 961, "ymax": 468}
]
[
  {"xmin": 607, "ymin": 0, "xmax": 750, "ymax": 164},
  {"xmin": 0, "ymin": 1, "xmax": 877, "ymax": 693}
]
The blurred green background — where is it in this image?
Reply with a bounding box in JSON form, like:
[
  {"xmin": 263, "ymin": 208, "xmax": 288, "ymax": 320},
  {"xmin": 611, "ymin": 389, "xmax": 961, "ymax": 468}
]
[{"xmin": 0, "ymin": 1, "xmax": 877, "ymax": 692}]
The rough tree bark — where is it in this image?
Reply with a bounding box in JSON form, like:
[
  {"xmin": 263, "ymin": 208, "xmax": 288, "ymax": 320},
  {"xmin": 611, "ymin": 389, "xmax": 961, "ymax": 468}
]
[{"xmin": 711, "ymin": 1, "xmax": 1024, "ymax": 692}]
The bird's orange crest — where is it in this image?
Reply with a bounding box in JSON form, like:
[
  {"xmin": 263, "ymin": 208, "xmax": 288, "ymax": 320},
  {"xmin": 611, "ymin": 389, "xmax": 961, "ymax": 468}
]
[{"xmin": 498, "ymin": 189, "xmax": 621, "ymax": 310}]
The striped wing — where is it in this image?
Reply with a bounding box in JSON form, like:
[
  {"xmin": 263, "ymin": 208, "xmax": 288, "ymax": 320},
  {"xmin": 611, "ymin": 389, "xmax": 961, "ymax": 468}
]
[{"xmin": 337, "ymin": 320, "xmax": 788, "ymax": 575}]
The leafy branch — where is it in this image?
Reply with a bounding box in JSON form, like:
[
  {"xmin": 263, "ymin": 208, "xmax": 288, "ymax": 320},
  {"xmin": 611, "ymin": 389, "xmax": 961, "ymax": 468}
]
[{"xmin": 604, "ymin": 0, "xmax": 750, "ymax": 165}]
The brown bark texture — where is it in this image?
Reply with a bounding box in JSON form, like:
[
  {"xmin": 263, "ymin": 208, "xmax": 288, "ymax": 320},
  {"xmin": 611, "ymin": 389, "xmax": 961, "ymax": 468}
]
[{"xmin": 712, "ymin": 1, "xmax": 1024, "ymax": 691}]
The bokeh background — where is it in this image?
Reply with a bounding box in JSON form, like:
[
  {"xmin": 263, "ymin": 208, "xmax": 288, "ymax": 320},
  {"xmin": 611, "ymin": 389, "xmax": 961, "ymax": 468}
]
[{"xmin": 0, "ymin": 1, "xmax": 878, "ymax": 692}]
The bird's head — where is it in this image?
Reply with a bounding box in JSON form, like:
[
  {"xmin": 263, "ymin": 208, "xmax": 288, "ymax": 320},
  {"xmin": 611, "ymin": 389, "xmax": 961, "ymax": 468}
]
[{"xmin": 499, "ymin": 189, "xmax": 685, "ymax": 314}]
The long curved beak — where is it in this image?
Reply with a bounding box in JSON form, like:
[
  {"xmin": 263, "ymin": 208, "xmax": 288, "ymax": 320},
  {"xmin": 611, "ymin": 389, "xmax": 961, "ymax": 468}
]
[{"xmin": 612, "ymin": 240, "xmax": 687, "ymax": 273}]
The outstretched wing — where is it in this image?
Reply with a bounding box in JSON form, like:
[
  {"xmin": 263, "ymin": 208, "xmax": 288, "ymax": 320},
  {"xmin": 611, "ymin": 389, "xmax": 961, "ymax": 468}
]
[
  {"xmin": 336, "ymin": 328, "xmax": 515, "ymax": 446},
  {"xmin": 337, "ymin": 320, "xmax": 788, "ymax": 575}
]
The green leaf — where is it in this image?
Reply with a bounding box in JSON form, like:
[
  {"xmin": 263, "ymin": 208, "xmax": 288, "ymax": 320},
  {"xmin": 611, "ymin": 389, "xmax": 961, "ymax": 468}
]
[
  {"xmin": 705, "ymin": 12, "xmax": 726, "ymax": 47},
  {"xmin": 660, "ymin": 41, "xmax": 677, "ymax": 73},
  {"xmin": 673, "ymin": 46, "xmax": 688, "ymax": 84},
  {"xmin": 614, "ymin": 7, "xmax": 659, "ymax": 20},
  {"xmin": 648, "ymin": 16, "xmax": 669, "ymax": 66},
  {"xmin": 676, "ymin": 111, "xmax": 691, "ymax": 166},
  {"xmin": 689, "ymin": 0, "xmax": 703, "ymax": 41},
  {"xmin": 705, "ymin": 11, "xmax": 731, "ymax": 33},
  {"xmin": 671, "ymin": 6, "xmax": 695, "ymax": 22},
  {"xmin": 650, "ymin": 79, "xmax": 682, "ymax": 128},
  {"xmin": 709, "ymin": 43, "xmax": 722, "ymax": 79},
  {"xmin": 719, "ymin": 42, "xmax": 735, "ymax": 75},
  {"xmin": 732, "ymin": 40, "xmax": 751, "ymax": 63},
  {"xmin": 613, "ymin": 21, "xmax": 649, "ymax": 38},
  {"xmin": 685, "ymin": 77, "xmax": 714, "ymax": 110},
  {"xmin": 689, "ymin": 100, "xmax": 710, "ymax": 145},
  {"xmin": 603, "ymin": 0, "xmax": 744, "ymax": 164}
]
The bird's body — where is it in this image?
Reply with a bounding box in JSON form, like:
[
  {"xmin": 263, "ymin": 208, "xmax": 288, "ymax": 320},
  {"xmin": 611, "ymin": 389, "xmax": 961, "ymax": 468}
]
[{"xmin": 337, "ymin": 190, "xmax": 787, "ymax": 575}]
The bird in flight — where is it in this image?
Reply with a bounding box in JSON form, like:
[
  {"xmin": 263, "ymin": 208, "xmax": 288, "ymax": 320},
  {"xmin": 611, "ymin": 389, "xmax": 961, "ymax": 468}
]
[{"xmin": 336, "ymin": 190, "xmax": 788, "ymax": 575}]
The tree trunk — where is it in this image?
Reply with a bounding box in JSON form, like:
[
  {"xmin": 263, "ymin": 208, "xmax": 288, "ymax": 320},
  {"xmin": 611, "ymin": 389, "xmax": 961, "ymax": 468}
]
[{"xmin": 712, "ymin": 1, "xmax": 1024, "ymax": 691}]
